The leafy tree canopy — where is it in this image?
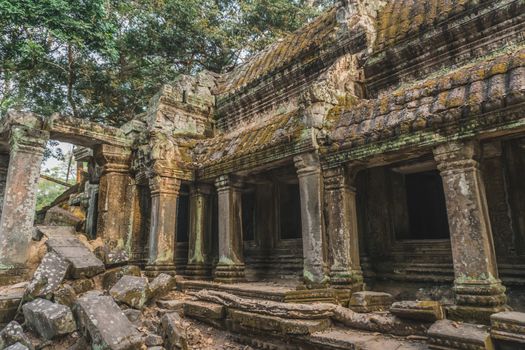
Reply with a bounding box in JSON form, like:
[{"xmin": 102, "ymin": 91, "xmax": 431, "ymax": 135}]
[{"xmin": 1, "ymin": 0, "xmax": 330, "ymax": 126}]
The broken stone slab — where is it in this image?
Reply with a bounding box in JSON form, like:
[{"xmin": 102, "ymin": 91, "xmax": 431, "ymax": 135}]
[
  {"xmin": 144, "ymin": 333, "xmax": 163, "ymax": 347},
  {"xmin": 156, "ymin": 300, "xmax": 185, "ymax": 314},
  {"xmin": 332, "ymin": 305, "xmax": 428, "ymax": 337},
  {"xmin": 348, "ymin": 291, "xmax": 393, "ymax": 313},
  {"xmin": 427, "ymin": 320, "xmax": 493, "ymax": 350},
  {"xmin": 160, "ymin": 313, "xmax": 188, "ymax": 350},
  {"xmin": 0, "ymin": 321, "xmax": 33, "ymax": 350},
  {"xmin": 149, "ymin": 273, "xmax": 175, "ymax": 301},
  {"xmin": 228, "ymin": 309, "xmax": 331, "ymax": 336},
  {"xmin": 34, "ymin": 226, "xmax": 76, "ymax": 241},
  {"xmin": 183, "ymin": 300, "xmax": 225, "ymax": 328},
  {"xmin": 45, "ymin": 233, "xmax": 105, "ymax": 278},
  {"xmin": 109, "ymin": 276, "xmax": 150, "ymax": 309},
  {"xmin": 22, "ymin": 298, "xmax": 76, "ymax": 340},
  {"xmin": 53, "ymin": 284, "xmax": 77, "ymax": 307},
  {"xmin": 390, "ymin": 300, "xmax": 444, "ymax": 322},
  {"xmin": 43, "ymin": 207, "xmax": 82, "ymax": 228},
  {"xmin": 0, "ymin": 283, "xmax": 26, "ymax": 324},
  {"xmin": 25, "ymin": 251, "xmax": 70, "ymax": 300},
  {"xmin": 94, "ymin": 245, "xmax": 129, "ymax": 266},
  {"xmin": 69, "ymin": 278, "xmax": 95, "ymax": 295},
  {"xmin": 491, "ymin": 311, "xmax": 525, "ymax": 347},
  {"xmin": 73, "ymin": 291, "xmax": 143, "ymax": 350},
  {"xmin": 123, "ymin": 309, "xmax": 141, "ymax": 326},
  {"xmin": 97, "ymin": 265, "xmax": 142, "ymax": 291},
  {"xmin": 4, "ymin": 343, "xmax": 29, "ymax": 350},
  {"xmin": 193, "ymin": 290, "xmax": 335, "ymax": 319}
]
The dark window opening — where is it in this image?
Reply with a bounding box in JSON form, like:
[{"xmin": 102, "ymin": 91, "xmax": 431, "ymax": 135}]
[
  {"xmin": 279, "ymin": 184, "xmax": 302, "ymax": 239},
  {"xmin": 242, "ymin": 191, "xmax": 256, "ymax": 241},
  {"xmin": 176, "ymin": 191, "xmax": 190, "ymax": 243},
  {"xmin": 404, "ymin": 170, "xmax": 450, "ymax": 240}
]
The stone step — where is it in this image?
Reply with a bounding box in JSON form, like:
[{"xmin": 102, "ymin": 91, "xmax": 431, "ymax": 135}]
[
  {"xmin": 491, "ymin": 311, "xmax": 525, "ymax": 349},
  {"xmin": 427, "ymin": 320, "xmax": 493, "ymax": 350}
]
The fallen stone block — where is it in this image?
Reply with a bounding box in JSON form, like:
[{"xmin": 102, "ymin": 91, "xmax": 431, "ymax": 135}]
[
  {"xmin": 349, "ymin": 291, "xmax": 393, "ymax": 313},
  {"xmin": 73, "ymin": 291, "xmax": 143, "ymax": 350},
  {"xmin": 98, "ymin": 265, "xmax": 141, "ymax": 291},
  {"xmin": 144, "ymin": 333, "xmax": 163, "ymax": 347},
  {"xmin": 22, "ymin": 298, "xmax": 76, "ymax": 340},
  {"xmin": 25, "ymin": 251, "xmax": 70, "ymax": 300},
  {"xmin": 53, "ymin": 284, "xmax": 77, "ymax": 307},
  {"xmin": 427, "ymin": 320, "xmax": 493, "ymax": 350},
  {"xmin": 0, "ymin": 283, "xmax": 25, "ymax": 324},
  {"xmin": 69, "ymin": 278, "xmax": 95, "ymax": 295},
  {"xmin": 156, "ymin": 300, "xmax": 185, "ymax": 314},
  {"xmin": 34, "ymin": 226, "xmax": 76, "ymax": 241},
  {"xmin": 149, "ymin": 274, "xmax": 175, "ymax": 301},
  {"xmin": 46, "ymin": 233, "xmax": 105, "ymax": 278},
  {"xmin": 44, "ymin": 206, "xmax": 82, "ymax": 228},
  {"xmin": 390, "ymin": 300, "xmax": 444, "ymax": 322},
  {"xmin": 0, "ymin": 321, "xmax": 33, "ymax": 350},
  {"xmin": 110, "ymin": 276, "xmax": 150, "ymax": 309},
  {"xmin": 228, "ymin": 309, "xmax": 331, "ymax": 336},
  {"xmin": 491, "ymin": 311, "xmax": 525, "ymax": 349},
  {"xmin": 147, "ymin": 347, "xmax": 165, "ymax": 350},
  {"xmin": 183, "ymin": 300, "xmax": 224, "ymax": 328},
  {"xmin": 160, "ymin": 313, "xmax": 188, "ymax": 350},
  {"xmin": 94, "ymin": 245, "xmax": 129, "ymax": 266},
  {"xmin": 4, "ymin": 342, "xmax": 29, "ymax": 350},
  {"xmin": 123, "ymin": 309, "xmax": 142, "ymax": 326}
]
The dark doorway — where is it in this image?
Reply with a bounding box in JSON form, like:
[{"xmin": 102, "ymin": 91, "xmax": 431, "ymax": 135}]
[
  {"xmin": 242, "ymin": 191, "xmax": 256, "ymax": 241},
  {"xmin": 405, "ymin": 170, "xmax": 450, "ymax": 239},
  {"xmin": 176, "ymin": 187, "xmax": 190, "ymax": 243},
  {"xmin": 279, "ymin": 183, "xmax": 302, "ymax": 239}
]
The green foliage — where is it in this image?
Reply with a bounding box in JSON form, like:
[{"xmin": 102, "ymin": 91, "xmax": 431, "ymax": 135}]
[
  {"xmin": 36, "ymin": 153, "xmax": 76, "ymax": 211},
  {"xmin": 1, "ymin": 0, "xmax": 330, "ymax": 125}
]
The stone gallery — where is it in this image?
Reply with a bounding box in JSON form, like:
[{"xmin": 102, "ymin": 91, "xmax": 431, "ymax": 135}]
[{"xmin": 0, "ymin": 0, "xmax": 524, "ymax": 349}]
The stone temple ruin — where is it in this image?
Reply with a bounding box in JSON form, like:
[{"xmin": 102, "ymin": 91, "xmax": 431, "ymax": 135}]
[{"xmin": 0, "ymin": 0, "xmax": 525, "ymax": 349}]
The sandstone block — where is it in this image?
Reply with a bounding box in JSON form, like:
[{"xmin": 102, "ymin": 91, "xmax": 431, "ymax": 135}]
[
  {"xmin": 22, "ymin": 298, "xmax": 76, "ymax": 340},
  {"xmin": 4, "ymin": 343, "xmax": 29, "ymax": 350},
  {"xmin": 94, "ymin": 245, "xmax": 129, "ymax": 266},
  {"xmin": 390, "ymin": 300, "xmax": 444, "ymax": 322},
  {"xmin": 53, "ymin": 284, "xmax": 77, "ymax": 307},
  {"xmin": 491, "ymin": 311, "xmax": 525, "ymax": 347},
  {"xmin": 34, "ymin": 226, "xmax": 76, "ymax": 241},
  {"xmin": 99, "ymin": 265, "xmax": 141, "ymax": 291},
  {"xmin": 183, "ymin": 300, "xmax": 224, "ymax": 326},
  {"xmin": 73, "ymin": 291, "xmax": 143, "ymax": 350},
  {"xmin": 43, "ymin": 207, "xmax": 82, "ymax": 228},
  {"xmin": 25, "ymin": 251, "xmax": 70, "ymax": 300},
  {"xmin": 0, "ymin": 284, "xmax": 24, "ymax": 324},
  {"xmin": 427, "ymin": 320, "xmax": 493, "ymax": 350},
  {"xmin": 160, "ymin": 313, "xmax": 188, "ymax": 350},
  {"xmin": 110, "ymin": 276, "xmax": 150, "ymax": 309},
  {"xmin": 145, "ymin": 333, "xmax": 163, "ymax": 347},
  {"xmin": 149, "ymin": 273, "xmax": 175, "ymax": 300},
  {"xmin": 69, "ymin": 278, "xmax": 95, "ymax": 295},
  {"xmin": 46, "ymin": 234, "xmax": 105, "ymax": 278},
  {"xmin": 123, "ymin": 309, "xmax": 142, "ymax": 326},
  {"xmin": 349, "ymin": 291, "xmax": 393, "ymax": 313},
  {"xmin": 0, "ymin": 321, "xmax": 33, "ymax": 350},
  {"xmin": 156, "ymin": 300, "xmax": 184, "ymax": 314}
]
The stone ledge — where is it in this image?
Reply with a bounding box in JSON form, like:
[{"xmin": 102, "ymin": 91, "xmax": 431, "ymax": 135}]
[
  {"xmin": 427, "ymin": 320, "xmax": 493, "ymax": 350},
  {"xmin": 491, "ymin": 311, "xmax": 525, "ymax": 345}
]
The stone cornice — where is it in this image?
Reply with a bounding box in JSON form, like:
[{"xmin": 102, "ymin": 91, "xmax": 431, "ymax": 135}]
[{"xmin": 9, "ymin": 126, "xmax": 49, "ymax": 155}]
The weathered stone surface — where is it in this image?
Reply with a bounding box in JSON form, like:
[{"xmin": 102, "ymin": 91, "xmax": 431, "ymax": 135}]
[
  {"xmin": 149, "ymin": 273, "xmax": 175, "ymax": 301},
  {"xmin": 332, "ymin": 305, "xmax": 428, "ymax": 337},
  {"xmin": 228, "ymin": 309, "xmax": 331, "ymax": 336},
  {"xmin": 73, "ymin": 291, "xmax": 143, "ymax": 350},
  {"xmin": 194, "ymin": 290, "xmax": 335, "ymax": 319},
  {"xmin": 144, "ymin": 333, "xmax": 163, "ymax": 347},
  {"xmin": 160, "ymin": 313, "xmax": 188, "ymax": 350},
  {"xmin": 390, "ymin": 300, "xmax": 444, "ymax": 322},
  {"xmin": 98, "ymin": 265, "xmax": 141, "ymax": 291},
  {"xmin": 349, "ymin": 291, "xmax": 393, "ymax": 313},
  {"xmin": 94, "ymin": 245, "xmax": 129, "ymax": 266},
  {"xmin": 4, "ymin": 343, "xmax": 30, "ymax": 350},
  {"xmin": 53, "ymin": 284, "xmax": 77, "ymax": 307},
  {"xmin": 43, "ymin": 207, "xmax": 82, "ymax": 228},
  {"xmin": 123, "ymin": 309, "xmax": 141, "ymax": 326},
  {"xmin": 0, "ymin": 321, "xmax": 33, "ymax": 350},
  {"xmin": 22, "ymin": 298, "xmax": 76, "ymax": 340},
  {"xmin": 69, "ymin": 278, "xmax": 95, "ymax": 295},
  {"xmin": 110, "ymin": 275, "xmax": 150, "ymax": 309},
  {"xmin": 427, "ymin": 320, "xmax": 493, "ymax": 350},
  {"xmin": 156, "ymin": 300, "xmax": 184, "ymax": 314},
  {"xmin": 0, "ymin": 283, "xmax": 25, "ymax": 324},
  {"xmin": 34, "ymin": 226, "xmax": 76, "ymax": 241},
  {"xmin": 491, "ymin": 311, "xmax": 525, "ymax": 346},
  {"xmin": 25, "ymin": 251, "xmax": 70, "ymax": 300},
  {"xmin": 46, "ymin": 234, "xmax": 105, "ymax": 279},
  {"xmin": 182, "ymin": 300, "xmax": 224, "ymax": 328}
]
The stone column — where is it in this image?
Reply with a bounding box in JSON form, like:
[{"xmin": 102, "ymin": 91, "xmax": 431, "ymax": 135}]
[
  {"xmin": 186, "ymin": 183, "xmax": 213, "ymax": 279},
  {"xmin": 294, "ymin": 152, "xmax": 328, "ymax": 288},
  {"xmin": 146, "ymin": 175, "xmax": 180, "ymax": 275},
  {"xmin": 0, "ymin": 126, "xmax": 48, "ymax": 284},
  {"xmin": 434, "ymin": 140, "xmax": 508, "ymax": 321},
  {"xmin": 214, "ymin": 175, "xmax": 245, "ymax": 283},
  {"xmin": 324, "ymin": 165, "xmax": 363, "ymax": 291},
  {"xmin": 94, "ymin": 144, "xmax": 132, "ymax": 253},
  {"xmin": 0, "ymin": 153, "xmax": 9, "ymax": 219}
]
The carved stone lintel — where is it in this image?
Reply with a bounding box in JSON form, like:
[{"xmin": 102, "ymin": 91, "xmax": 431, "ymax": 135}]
[{"xmin": 433, "ymin": 140, "xmax": 507, "ymax": 317}]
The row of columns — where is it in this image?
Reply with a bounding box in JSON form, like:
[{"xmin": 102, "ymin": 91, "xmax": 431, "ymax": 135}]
[{"xmin": 0, "ymin": 125, "xmax": 510, "ymax": 316}]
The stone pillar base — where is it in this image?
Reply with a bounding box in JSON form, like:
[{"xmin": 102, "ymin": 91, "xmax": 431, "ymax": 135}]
[
  {"xmin": 329, "ymin": 269, "xmax": 363, "ymax": 292},
  {"xmin": 446, "ymin": 305, "xmax": 511, "ymax": 325},
  {"xmin": 214, "ymin": 264, "xmax": 245, "ymax": 283},
  {"xmin": 185, "ymin": 264, "xmax": 212, "ymax": 280},
  {"xmin": 144, "ymin": 264, "xmax": 177, "ymax": 278}
]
